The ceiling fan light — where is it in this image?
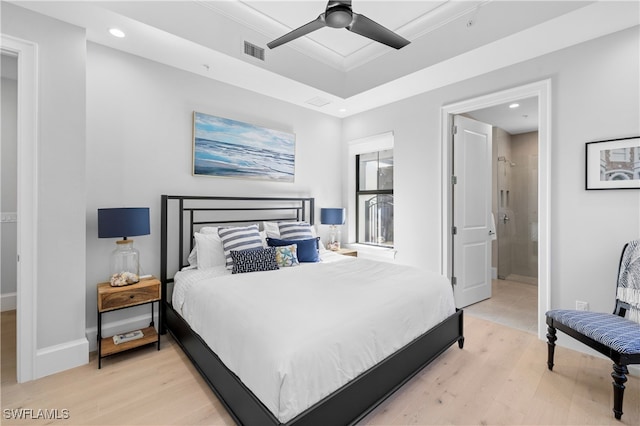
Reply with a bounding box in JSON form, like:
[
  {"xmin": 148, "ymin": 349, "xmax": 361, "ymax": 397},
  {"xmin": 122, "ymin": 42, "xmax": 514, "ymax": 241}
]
[{"xmin": 325, "ymin": 5, "xmax": 353, "ymax": 28}]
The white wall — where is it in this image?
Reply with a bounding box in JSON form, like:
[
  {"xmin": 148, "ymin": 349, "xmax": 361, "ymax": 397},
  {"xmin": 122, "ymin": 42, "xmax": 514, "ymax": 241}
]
[
  {"xmin": 2, "ymin": 2, "xmax": 88, "ymax": 376},
  {"xmin": 343, "ymin": 26, "xmax": 640, "ymax": 317},
  {"xmin": 85, "ymin": 43, "xmax": 343, "ymax": 338}
]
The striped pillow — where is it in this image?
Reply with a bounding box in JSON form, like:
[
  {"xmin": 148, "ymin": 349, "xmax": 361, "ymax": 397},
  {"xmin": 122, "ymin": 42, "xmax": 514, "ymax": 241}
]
[
  {"xmin": 278, "ymin": 222, "xmax": 313, "ymax": 240},
  {"xmin": 218, "ymin": 224, "xmax": 263, "ymax": 269}
]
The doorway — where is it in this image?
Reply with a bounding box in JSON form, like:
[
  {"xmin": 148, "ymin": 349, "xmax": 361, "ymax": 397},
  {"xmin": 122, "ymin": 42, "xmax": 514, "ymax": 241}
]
[
  {"xmin": 1, "ymin": 52, "xmax": 18, "ymax": 312},
  {"xmin": 466, "ymin": 97, "xmax": 539, "ymax": 286},
  {"xmin": 464, "ymin": 98, "xmax": 539, "ymax": 333},
  {"xmin": 2, "ymin": 34, "xmax": 38, "ymax": 383},
  {"xmin": 441, "ymin": 80, "xmax": 551, "ymax": 340},
  {"xmin": 1, "ymin": 52, "xmax": 18, "ymax": 383}
]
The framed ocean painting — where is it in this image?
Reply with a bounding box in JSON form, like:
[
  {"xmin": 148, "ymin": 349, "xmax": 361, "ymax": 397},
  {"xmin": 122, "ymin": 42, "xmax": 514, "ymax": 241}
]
[{"xmin": 193, "ymin": 111, "xmax": 295, "ymax": 182}]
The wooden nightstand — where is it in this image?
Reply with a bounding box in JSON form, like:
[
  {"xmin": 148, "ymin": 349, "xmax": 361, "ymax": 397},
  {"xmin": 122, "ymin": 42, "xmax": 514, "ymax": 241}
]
[
  {"xmin": 334, "ymin": 248, "xmax": 357, "ymax": 257},
  {"xmin": 97, "ymin": 276, "xmax": 161, "ymax": 368}
]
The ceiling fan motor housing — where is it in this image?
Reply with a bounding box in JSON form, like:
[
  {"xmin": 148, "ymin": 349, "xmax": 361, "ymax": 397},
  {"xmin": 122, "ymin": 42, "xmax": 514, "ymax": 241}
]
[{"xmin": 325, "ymin": 5, "xmax": 353, "ymax": 28}]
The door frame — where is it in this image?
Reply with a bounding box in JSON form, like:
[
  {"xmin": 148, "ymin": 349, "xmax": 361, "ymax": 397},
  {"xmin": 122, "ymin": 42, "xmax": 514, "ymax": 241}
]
[
  {"xmin": 441, "ymin": 79, "xmax": 551, "ymax": 340},
  {"xmin": 2, "ymin": 34, "xmax": 38, "ymax": 382}
]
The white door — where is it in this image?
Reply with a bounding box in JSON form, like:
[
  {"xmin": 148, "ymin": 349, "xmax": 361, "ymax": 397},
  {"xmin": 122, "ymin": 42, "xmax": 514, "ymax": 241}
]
[{"xmin": 452, "ymin": 115, "xmax": 493, "ymax": 308}]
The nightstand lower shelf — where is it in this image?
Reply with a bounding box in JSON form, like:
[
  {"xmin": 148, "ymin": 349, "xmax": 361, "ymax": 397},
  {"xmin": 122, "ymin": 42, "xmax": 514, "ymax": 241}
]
[{"xmin": 100, "ymin": 326, "xmax": 158, "ymax": 357}]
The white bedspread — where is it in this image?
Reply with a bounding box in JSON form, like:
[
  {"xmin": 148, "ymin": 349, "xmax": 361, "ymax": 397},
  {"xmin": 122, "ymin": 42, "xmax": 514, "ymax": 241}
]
[{"xmin": 172, "ymin": 252, "xmax": 455, "ymax": 423}]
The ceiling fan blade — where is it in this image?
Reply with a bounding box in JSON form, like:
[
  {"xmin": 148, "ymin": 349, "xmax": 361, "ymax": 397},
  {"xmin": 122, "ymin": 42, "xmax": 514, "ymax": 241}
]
[
  {"xmin": 348, "ymin": 13, "xmax": 410, "ymax": 49},
  {"xmin": 267, "ymin": 15, "xmax": 327, "ymax": 49}
]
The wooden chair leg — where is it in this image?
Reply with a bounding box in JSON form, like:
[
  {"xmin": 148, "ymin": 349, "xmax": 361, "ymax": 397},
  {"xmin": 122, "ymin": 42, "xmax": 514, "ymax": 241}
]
[
  {"xmin": 611, "ymin": 363, "xmax": 628, "ymax": 420},
  {"xmin": 546, "ymin": 325, "xmax": 557, "ymax": 371}
]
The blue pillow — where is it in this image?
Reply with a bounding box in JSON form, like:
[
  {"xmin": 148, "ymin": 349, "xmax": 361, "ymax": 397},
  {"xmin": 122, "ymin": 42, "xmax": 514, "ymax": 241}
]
[
  {"xmin": 267, "ymin": 237, "xmax": 320, "ymax": 262},
  {"xmin": 230, "ymin": 247, "xmax": 279, "ymax": 274}
]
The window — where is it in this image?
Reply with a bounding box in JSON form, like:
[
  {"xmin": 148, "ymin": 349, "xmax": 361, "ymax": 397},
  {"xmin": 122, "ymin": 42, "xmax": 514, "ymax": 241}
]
[{"xmin": 356, "ymin": 149, "xmax": 394, "ymax": 247}]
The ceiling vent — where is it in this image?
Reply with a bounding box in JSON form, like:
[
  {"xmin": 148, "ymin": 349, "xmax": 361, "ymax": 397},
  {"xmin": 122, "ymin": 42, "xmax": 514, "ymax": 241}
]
[
  {"xmin": 244, "ymin": 41, "xmax": 265, "ymax": 61},
  {"xmin": 305, "ymin": 96, "xmax": 331, "ymax": 107}
]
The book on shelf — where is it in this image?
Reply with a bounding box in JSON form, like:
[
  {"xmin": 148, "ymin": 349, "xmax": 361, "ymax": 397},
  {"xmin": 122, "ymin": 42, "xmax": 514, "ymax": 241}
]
[{"xmin": 112, "ymin": 330, "xmax": 144, "ymax": 345}]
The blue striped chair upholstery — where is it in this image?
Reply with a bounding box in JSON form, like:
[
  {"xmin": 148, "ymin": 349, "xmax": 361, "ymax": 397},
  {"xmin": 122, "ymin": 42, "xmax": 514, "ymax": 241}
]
[
  {"xmin": 545, "ymin": 240, "xmax": 640, "ymax": 421},
  {"xmin": 546, "ymin": 310, "xmax": 640, "ymax": 354}
]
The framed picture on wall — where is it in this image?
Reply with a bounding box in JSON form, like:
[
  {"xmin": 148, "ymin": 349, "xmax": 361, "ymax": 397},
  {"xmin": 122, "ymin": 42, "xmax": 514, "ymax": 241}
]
[
  {"xmin": 586, "ymin": 136, "xmax": 640, "ymax": 190},
  {"xmin": 192, "ymin": 111, "xmax": 295, "ymax": 182}
]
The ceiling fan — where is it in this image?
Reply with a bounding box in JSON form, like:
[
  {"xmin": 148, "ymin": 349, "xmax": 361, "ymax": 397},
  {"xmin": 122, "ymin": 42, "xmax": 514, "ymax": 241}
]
[{"xmin": 267, "ymin": 0, "xmax": 410, "ymax": 50}]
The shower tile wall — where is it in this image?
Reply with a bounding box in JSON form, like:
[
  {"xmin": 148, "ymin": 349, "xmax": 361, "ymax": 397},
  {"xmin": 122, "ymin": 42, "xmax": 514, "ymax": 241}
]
[
  {"xmin": 494, "ymin": 128, "xmax": 538, "ymax": 281},
  {"xmin": 511, "ymin": 132, "xmax": 538, "ymax": 278}
]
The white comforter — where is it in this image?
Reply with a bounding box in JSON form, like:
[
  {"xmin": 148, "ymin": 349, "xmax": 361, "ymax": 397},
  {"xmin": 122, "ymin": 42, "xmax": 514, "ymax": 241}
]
[{"xmin": 172, "ymin": 252, "xmax": 455, "ymax": 423}]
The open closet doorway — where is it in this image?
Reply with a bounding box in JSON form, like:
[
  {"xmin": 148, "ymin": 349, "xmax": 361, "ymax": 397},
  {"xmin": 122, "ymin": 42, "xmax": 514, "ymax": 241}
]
[
  {"xmin": 2, "ymin": 34, "xmax": 38, "ymax": 383},
  {"xmin": 1, "ymin": 52, "xmax": 19, "ymax": 382},
  {"xmin": 441, "ymin": 79, "xmax": 551, "ymax": 340}
]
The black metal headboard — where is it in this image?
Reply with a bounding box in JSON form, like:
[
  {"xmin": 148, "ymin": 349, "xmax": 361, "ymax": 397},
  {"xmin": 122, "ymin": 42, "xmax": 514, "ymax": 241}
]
[{"xmin": 160, "ymin": 194, "xmax": 314, "ymax": 293}]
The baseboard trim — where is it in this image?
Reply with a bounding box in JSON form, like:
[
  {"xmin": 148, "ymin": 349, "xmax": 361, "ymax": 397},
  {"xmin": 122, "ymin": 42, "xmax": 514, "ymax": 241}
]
[
  {"xmin": 35, "ymin": 337, "xmax": 89, "ymax": 379},
  {"xmin": 1, "ymin": 292, "xmax": 17, "ymax": 312}
]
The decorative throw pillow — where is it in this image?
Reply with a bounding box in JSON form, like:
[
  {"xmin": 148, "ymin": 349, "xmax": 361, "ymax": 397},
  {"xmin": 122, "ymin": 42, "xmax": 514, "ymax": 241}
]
[
  {"xmin": 193, "ymin": 232, "xmax": 226, "ymax": 269},
  {"xmin": 275, "ymin": 244, "xmax": 299, "ymax": 267},
  {"xmin": 278, "ymin": 222, "xmax": 314, "ymax": 240},
  {"xmin": 218, "ymin": 224, "xmax": 263, "ymax": 269},
  {"xmin": 267, "ymin": 237, "xmax": 320, "ymax": 263},
  {"xmin": 231, "ymin": 247, "xmax": 279, "ymax": 274}
]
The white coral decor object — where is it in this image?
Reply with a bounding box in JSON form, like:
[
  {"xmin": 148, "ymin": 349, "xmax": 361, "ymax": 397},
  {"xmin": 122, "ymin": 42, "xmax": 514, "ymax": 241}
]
[{"xmin": 110, "ymin": 271, "xmax": 139, "ymax": 287}]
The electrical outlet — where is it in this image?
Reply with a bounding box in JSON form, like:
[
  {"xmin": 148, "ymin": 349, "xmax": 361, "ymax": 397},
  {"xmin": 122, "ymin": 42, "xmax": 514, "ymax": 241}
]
[{"xmin": 576, "ymin": 300, "xmax": 589, "ymax": 311}]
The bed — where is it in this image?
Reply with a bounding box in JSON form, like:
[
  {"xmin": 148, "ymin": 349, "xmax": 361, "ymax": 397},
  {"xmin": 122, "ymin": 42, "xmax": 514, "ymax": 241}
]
[{"xmin": 160, "ymin": 195, "xmax": 464, "ymax": 425}]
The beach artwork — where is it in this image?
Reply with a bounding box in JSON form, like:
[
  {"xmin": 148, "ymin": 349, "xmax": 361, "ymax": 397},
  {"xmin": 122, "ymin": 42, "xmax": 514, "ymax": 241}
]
[{"xmin": 193, "ymin": 112, "xmax": 295, "ymax": 182}]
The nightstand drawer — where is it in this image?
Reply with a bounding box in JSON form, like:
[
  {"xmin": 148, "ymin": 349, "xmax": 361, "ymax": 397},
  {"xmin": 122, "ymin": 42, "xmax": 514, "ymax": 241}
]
[{"xmin": 97, "ymin": 279, "xmax": 160, "ymax": 312}]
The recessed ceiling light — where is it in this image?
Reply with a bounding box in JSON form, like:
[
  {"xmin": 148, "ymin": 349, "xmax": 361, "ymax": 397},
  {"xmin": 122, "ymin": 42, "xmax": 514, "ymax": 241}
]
[
  {"xmin": 109, "ymin": 28, "xmax": 126, "ymax": 38},
  {"xmin": 339, "ymin": 108, "xmax": 347, "ymax": 113},
  {"xmin": 509, "ymin": 103, "xmax": 520, "ymax": 109}
]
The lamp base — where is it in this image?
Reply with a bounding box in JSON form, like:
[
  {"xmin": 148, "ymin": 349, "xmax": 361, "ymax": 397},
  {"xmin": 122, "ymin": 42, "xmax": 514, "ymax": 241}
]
[
  {"xmin": 327, "ymin": 241, "xmax": 341, "ymax": 251},
  {"xmin": 109, "ymin": 239, "xmax": 140, "ymax": 286},
  {"xmin": 327, "ymin": 226, "xmax": 341, "ymax": 251}
]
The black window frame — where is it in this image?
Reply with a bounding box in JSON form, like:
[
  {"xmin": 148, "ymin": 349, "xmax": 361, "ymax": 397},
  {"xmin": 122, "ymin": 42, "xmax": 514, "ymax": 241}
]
[{"xmin": 355, "ymin": 151, "xmax": 394, "ymax": 248}]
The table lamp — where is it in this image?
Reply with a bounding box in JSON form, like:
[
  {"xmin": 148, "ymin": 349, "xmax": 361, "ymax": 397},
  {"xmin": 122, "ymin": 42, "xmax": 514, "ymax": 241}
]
[
  {"xmin": 320, "ymin": 208, "xmax": 345, "ymax": 251},
  {"xmin": 98, "ymin": 207, "xmax": 150, "ymax": 286}
]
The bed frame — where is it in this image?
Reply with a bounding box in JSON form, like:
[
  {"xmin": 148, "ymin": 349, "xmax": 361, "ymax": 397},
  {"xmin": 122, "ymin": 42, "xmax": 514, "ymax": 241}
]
[{"xmin": 160, "ymin": 195, "xmax": 464, "ymax": 426}]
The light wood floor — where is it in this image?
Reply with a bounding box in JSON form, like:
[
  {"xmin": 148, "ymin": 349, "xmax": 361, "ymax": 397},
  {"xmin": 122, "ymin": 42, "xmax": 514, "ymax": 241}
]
[
  {"xmin": 464, "ymin": 279, "xmax": 538, "ymax": 334},
  {"xmin": 1, "ymin": 310, "xmax": 638, "ymax": 425}
]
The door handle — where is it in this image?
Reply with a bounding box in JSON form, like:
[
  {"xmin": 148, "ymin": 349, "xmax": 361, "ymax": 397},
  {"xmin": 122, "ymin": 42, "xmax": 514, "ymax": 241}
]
[{"xmin": 502, "ymin": 214, "xmax": 510, "ymax": 224}]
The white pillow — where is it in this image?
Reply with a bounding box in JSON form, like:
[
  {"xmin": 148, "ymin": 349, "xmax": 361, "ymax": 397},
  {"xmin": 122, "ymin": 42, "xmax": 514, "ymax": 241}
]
[
  {"xmin": 187, "ymin": 226, "xmax": 219, "ymax": 267},
  {"xmin": 262, "ymin": 221, "xmax": 280, "ymax": 239},
  {"xmin": 200, "ymin": 226, "xmax": 219, "ymax": 234},
  {"xmin": 194, "ymin": 232, "xmax": 226, "ymax": 269}
]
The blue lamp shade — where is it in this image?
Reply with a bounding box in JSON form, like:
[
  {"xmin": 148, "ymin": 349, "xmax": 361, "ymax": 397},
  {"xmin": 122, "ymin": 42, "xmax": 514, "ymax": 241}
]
[
  {"xmin": 320, "ymin": 208, "xmax": 345, "ymax": 225},
  {"xmin": 98, "ymin": 208, "xmax": 150, "ymax": 239}
]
